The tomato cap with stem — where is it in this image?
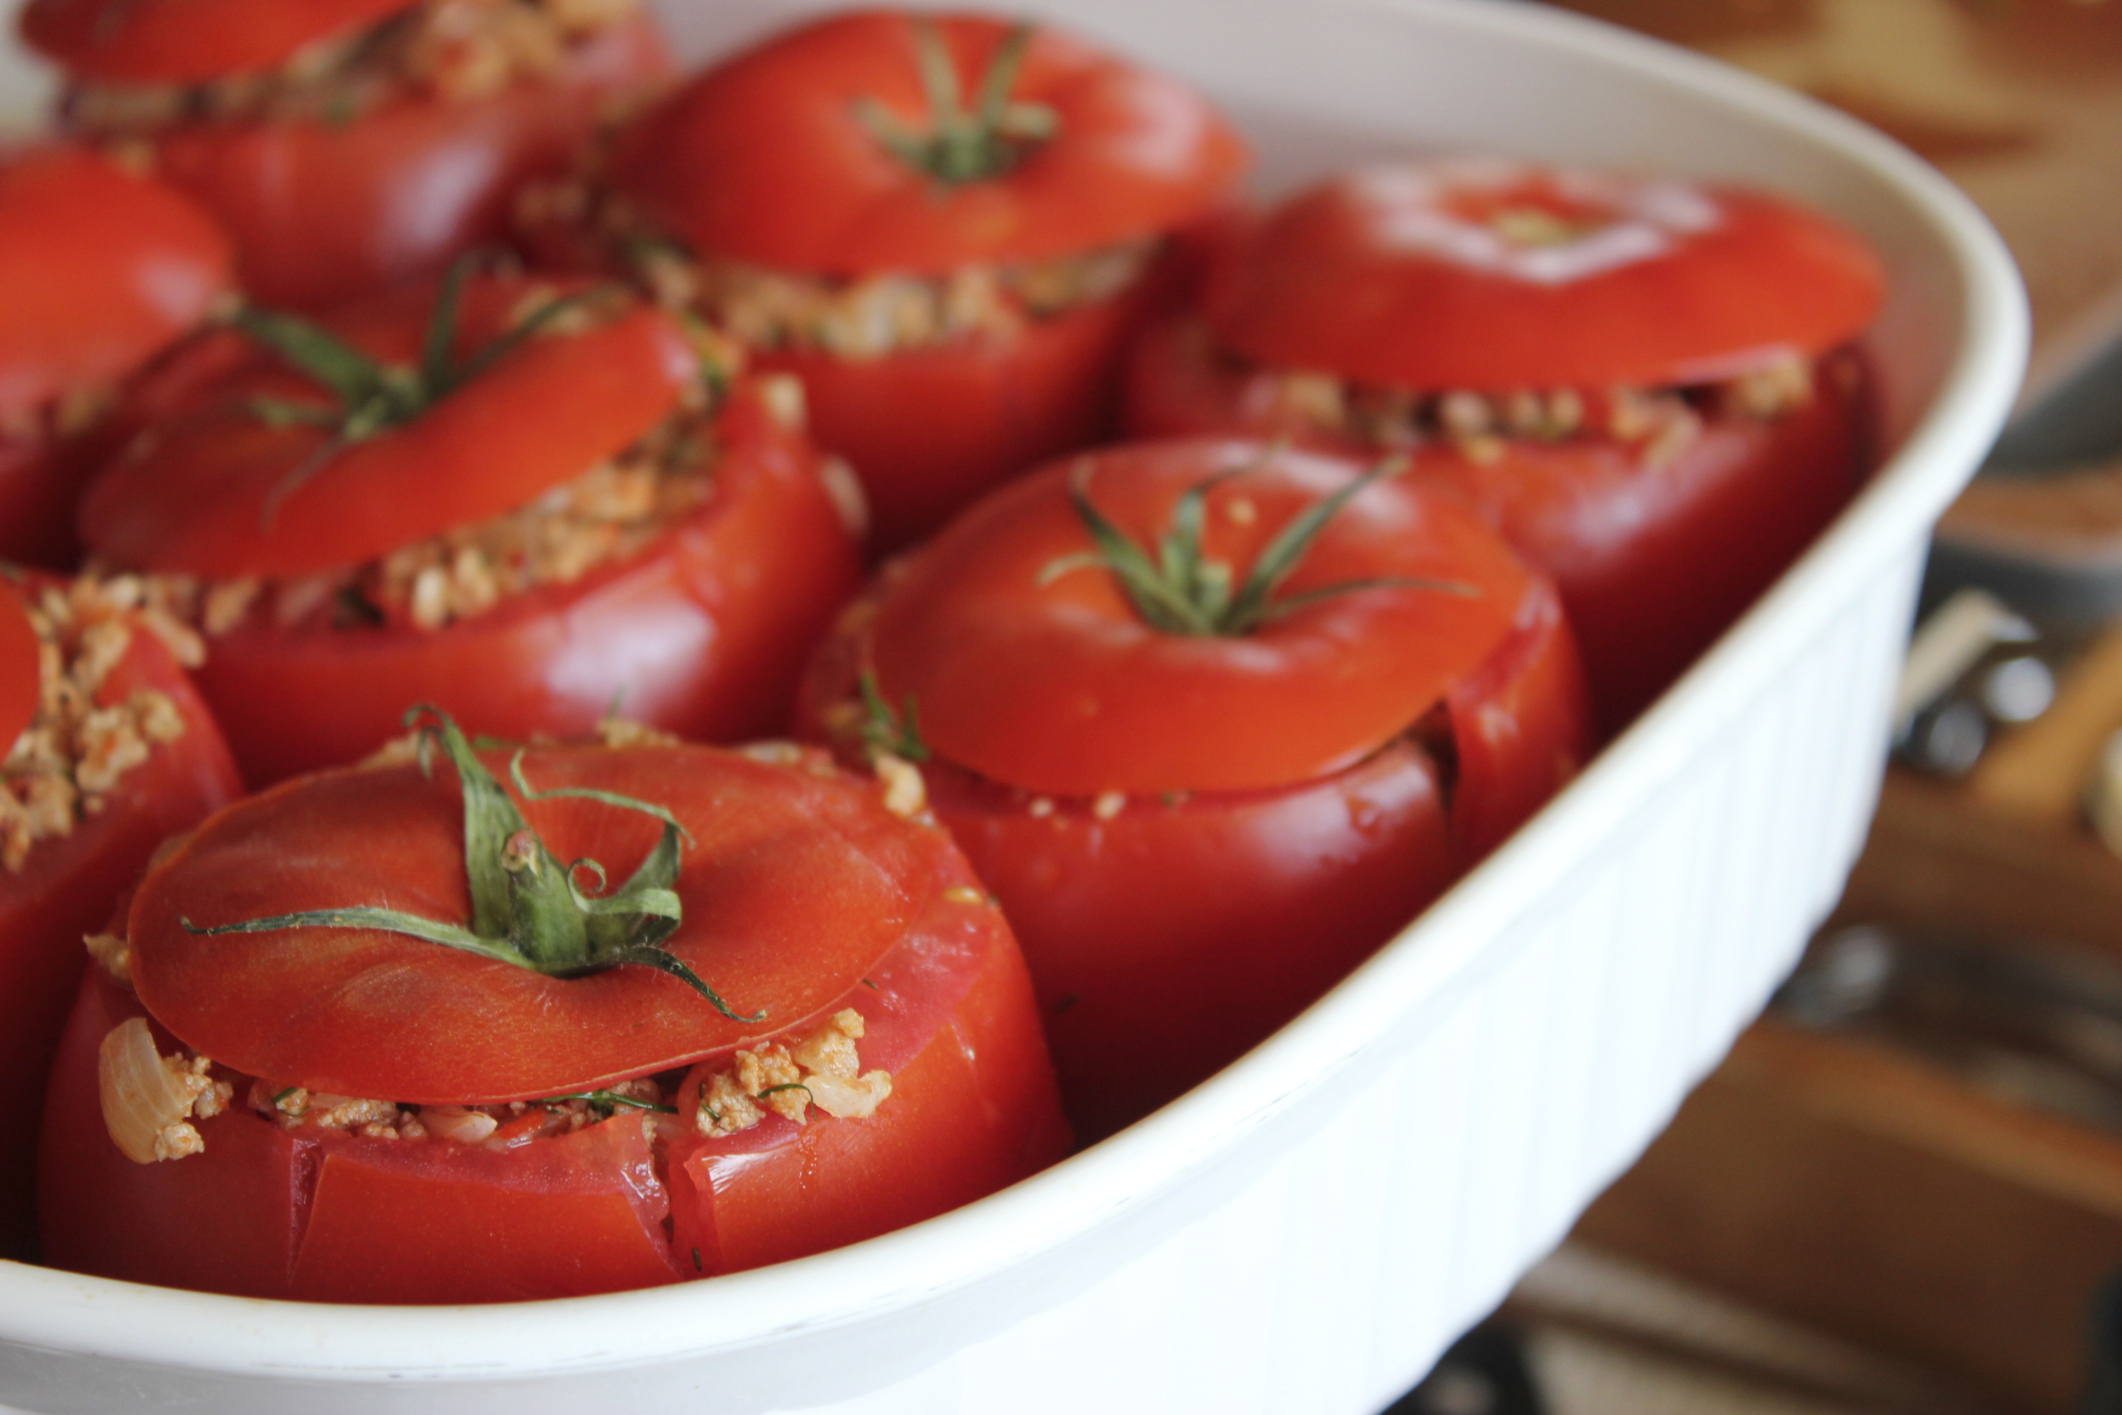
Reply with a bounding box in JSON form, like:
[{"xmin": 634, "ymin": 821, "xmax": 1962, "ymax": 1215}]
[
  {"xmin": 609, "ymin": 10, "xmax": 1248, "ymax": 275},
  {"xmin": 78, "ymin": 269, "xmax": 698, "ymax": 580},
  {"xmin": 868, "ymin": 439, "xmax": 1532, "ymax": 797},
  {"xmin": 182, "ymin": 707, "xmax": 754, "ymax": 1021},
  {"xmin": 1204, "ymin": 160, "xmax": 1888, "ymax": 391}
]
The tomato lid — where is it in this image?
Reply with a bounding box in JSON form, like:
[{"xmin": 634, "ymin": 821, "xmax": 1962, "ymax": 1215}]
[
  {"xmin": 21, "ymin": 0, "xmax": 412, "ymax": 84},
  {"xmin": 610, "ymin": 10, "xmax": 1248, "ymax": 276},
  {"xmin": 79, "ymin": 275, "xmax": 697, "ymax": 580},
  {"xmin": 129, "ymin": 740, "xmax": 953, "ymax": 1103},
  {"xmin": 1205, "ymin": 160, "xmax": 1887, "ymax": 392},
  {"xmin": 0, "ymin": 146, "xmax": 233, "ymax": 425},
  {"xmin": 0, "ymin": 577, "xmax": 39, "ymax": 755},
  {"xmin": 868, "ymin": 438, "xmax": 1531, "ymax": 796}
]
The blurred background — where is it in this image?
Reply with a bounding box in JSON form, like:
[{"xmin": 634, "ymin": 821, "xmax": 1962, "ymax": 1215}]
[{"xmin": 1393, "ymin": 2, "xmax": 2122, "ymax": 1411}]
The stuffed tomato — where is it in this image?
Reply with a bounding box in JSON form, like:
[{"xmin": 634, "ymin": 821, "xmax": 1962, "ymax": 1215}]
[
  {"xmin": 543, "ymin": 9, "xmax": 1245, "ymax": 551},
  {"xmin": 1126, "ymin": 159, "xmax": 1886, "ymax": 729},
  {"xmin": 39, "ymin": 711, "xmax": 1069, "ymax": 1302},
  {"xmin": 78, "ymin": 267, "xmax": 862, "ymax": 786},
  {"xmin": 799, "ymin": 439, "xmax": 1592, "ymax": 1137},
  {"xmin": 24, "ymin": 0, "xmax": 671, "ymax": 310},
  {"xmin": 0, "ymin": 571, "xmax": 239, "ymax": 1259},
  {"xmin": 0, "ymin": 146, "xmax": 233, "ymax": 569}
]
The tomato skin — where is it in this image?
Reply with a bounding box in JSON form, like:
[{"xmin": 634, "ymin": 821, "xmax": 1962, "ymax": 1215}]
[
  {"xmin": 1126, "ymin": 315, "xmax": 1873, "ymax": 728},
  {"xmin": 670, "ymin": 890, "xmax": 1068, "ymax": 1275},
  {"xmin": 42, "ymin": 788, "xmax": 1067, "ymax": 1301},
  {"xmin": 610, "ymin": 10, "xmax": 1247, "ymax": 276},
  {"xmin": 1202, "ymin": 162, "xmax": 1886, "ymax": 391},
  {"xmin": 0, "ymin": 600, "xmax": 241, "ymax": 1260},
  {"xmin": 751, "ymin": 273, "xmax": 1160, "ymax": 552},
  {"xmin": 39, "ymin": 969, "xmax": 687, "ymax": 1301},
  {"xmin": 81, "ymin": 287, "xmax": 701, "ymax": 581},
  {"xmin": 865, "ymin": 440, "xmax": 1532, "ymax": 796},
  {"xmin": 0, "ymin": 146, "xmax": 233, "ymax": 423},
  {"xmin": 22, "ymin": 0, "xmax": 412, "ymax": 84},
  {"xmin": 181, "ymin": 385, "xmax": 861, "ymax": 787},
  {"xmin": 1409, "ymin": 353, "xmax": 1872, "ymax": 728},
  {"xmin": 1446, "ymin": 575, "xmax": 1591, "ymax": 861},
  {"xmin": 0, "ymin": 579, "xmax": 38, "ymax": 753},
  {"xmin": 126, "ymin": 12, "xmax": 672, "ymax": 310},
  {"xmin": 133, "ymin": 740, "xmax": 937, "ymax": 1104},
  {"xmin": 0, "ymin": 147, "xmax": 232, "ymax": 565},
  {"xmin": 795, "ymin": 444, "xmax": 1590, "ymax": 1136},
  {"xmin": 925, "ymin": 748, "xmax": 1451, "ymax": 1140}
]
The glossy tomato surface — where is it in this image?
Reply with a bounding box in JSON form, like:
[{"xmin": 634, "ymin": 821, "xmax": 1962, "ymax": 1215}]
[
  {"xmin": 610, "ymin": 10, "xmax": 1245, "ymax": 276},
  {"xmin": 865, "ymin": 439, "xmax": 1536, "ymax": 796},
  {"xmin": 0, "ymin": 580, "xmax": 239, "ymax": 1259},
  {"xmin": 132, "ymin": 13, "xmax": 671, "ymax": 309},
  {"xmin": 753, "ymin": 264, "xmax": 1165, "ymax": 552},
  {"xmin": 21, "ymin": 0, "xmax": 410, "ymax": 84},
  {"xmin": 83, "ymin": 275, "xmax": 697, "ymax": 580},
  {"xmin": 80, "ymin": 273, "xmax": 857, "ymax": 782},
  {"xmin": 40, "ymin": 743, "xmax": 1066, "ymax": 1301},
  {"xmin": 193, "ymin": 383, "xmax": 858, "ymax": 785},
  {"xmin": 799, "ymin": 439, "xmax": 1590, "ymax": 1134},
  {"xmin": 1128, "ymin": 315, "xmax": 1875, "ymax": 727},
  {"xmin": 1203, "ymin": 160, "xmax": 1886, "ymax": 391},
  {"xmin": 0, "ymin": 147, "xmax": 232, "ymax": 566}
]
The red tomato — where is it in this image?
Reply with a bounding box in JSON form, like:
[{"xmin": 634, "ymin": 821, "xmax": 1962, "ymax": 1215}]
[
  {"xmin": 0, "ymin": 146, "xmax": 233, "ymax": 568},
  {"xmin": 600, "ymin": 9, "xmax": 1246, "ymax": 549},
  {"xmin": 798, "ymin": 439, "xmax": 1591, "ymax": 1134},
  {"xmin": 80, "ymin": 275, "xmax": 862, "ymax": 785},
  {"xmin": 0, "ymin": 574, "xmax": 240, "ymax": 1259},
  {"xmin": 40, "ymin": 9, "xmax": 672, "ymax": 309},
  {"xmin": 1129, "ymin": 316, "xmax": 1877, "ymax": 726},
  {"xmin": 748, "ymin": 270, "xmax": 1167, "ymax": 551},
  {"xmin": 611, "ymin": 11, "xmax": 1247, "ymax": 275},
  {"xmin": 21, "ymin": 0, "xmax": 411, "ymax": 85},
  {"xmin": 40, "ymin": 739, "xmax": 1067, "ymax": 1300},
  {"xmin": 1128, "ymin": 160, "xmax": 1886, "ymax": 727},
  {"xmin": 1202, "ymin": 160, "xmax": 1886, "ymax": 391}
]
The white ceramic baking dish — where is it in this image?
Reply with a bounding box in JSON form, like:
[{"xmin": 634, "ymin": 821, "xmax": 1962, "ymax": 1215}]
[{"xmin": 0, "ymin": 1, "xmax": 2026, "ymax": 1411}]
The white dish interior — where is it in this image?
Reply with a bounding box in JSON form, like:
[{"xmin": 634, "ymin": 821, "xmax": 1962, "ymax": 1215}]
[{"xmin": 0, "ymin": 2, "xmax": 2025, "ymax": 1412}]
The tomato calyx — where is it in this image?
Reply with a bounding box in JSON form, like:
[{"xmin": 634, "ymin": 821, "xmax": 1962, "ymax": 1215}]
[
  {"xmin": 857, "ymin": 670, "xmax": 930, "ymax": 764},
  {"xmin": 1041, "ymin": 451, "xmax": 1475, "ymax": 638},
  {"xmin": 179, "ymin": 707, "xmax": 760, "ymax": 1022},
  {"xmin": 853, "ymin": 19, "xmax": 1058, "ymax": 186},
  {"xmin": 234, "ymin": 255, "xmax": 608, "ymax": 514}
]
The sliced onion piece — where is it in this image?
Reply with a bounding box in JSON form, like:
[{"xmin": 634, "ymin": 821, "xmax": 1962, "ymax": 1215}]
[{"xmin": 97, "ymin": 1017, "xmax": 200, "ymax": 1164}]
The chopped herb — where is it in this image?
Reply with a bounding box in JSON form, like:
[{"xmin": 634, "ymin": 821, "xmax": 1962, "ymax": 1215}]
[
  {"xmin": 692, "ymin": 1246, "xmax": 704, "ymax": 1272},
  {"xmin": 1051, "ymin": 993, "xmax": 1079, "ymax": 1016},
  {"xmin": 538, "ymin": 1089, "xmax": 679, "ymax": 1117}
]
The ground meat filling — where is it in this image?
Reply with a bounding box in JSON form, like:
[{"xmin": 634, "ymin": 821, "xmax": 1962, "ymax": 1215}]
[
  {"xmin": 64, "ymin": 0, "xmax": 643, "ymax": 135},
  {"xmin": 128, "ymin": 413, "xmax": 718, "ymax": 639},
  {"xmin": 1, "ymin": 577, "xmax": 194, "ymax": 874},
  {"xmin": 658, "ymin": 238, "xmax": 1163, "ymax": 360},
  {"xmin": 519, "ymin": 176, "xmax": 1163, "ymax": 360},
  {"xmin": 1240, "ymin": 342, "xmax": 1823, "ymax": 467},
  {"xmin": 101, "ymin": 1005, "xmax": 893, "ymax": 1163}
]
